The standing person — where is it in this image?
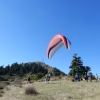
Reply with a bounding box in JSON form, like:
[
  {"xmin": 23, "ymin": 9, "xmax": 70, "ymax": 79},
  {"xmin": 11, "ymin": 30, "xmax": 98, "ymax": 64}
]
[
  {"xmin": 95, "ymin": 74, "xmax": 98, "ymax": 82},
  {"xmin": 45, "ymin": 74, "xmax": 48, "ymax": 84},
  {"xmin": 84, "ymin": 72, "xmax": 88, "ymax": 82},
  {"xmin": 90, "ymin": 74, "xmax": 92, "ymax": 82},
  {"xmin": 48, "ymin": 73, "xmax": 51, "ymax": 82},
  {"xmin": 75, "ymin": 73, "xmax": 78, "ymax": 82},
  {"xmin": 27, "ymin": 76, "xmax": 31, "ymax": 84}
]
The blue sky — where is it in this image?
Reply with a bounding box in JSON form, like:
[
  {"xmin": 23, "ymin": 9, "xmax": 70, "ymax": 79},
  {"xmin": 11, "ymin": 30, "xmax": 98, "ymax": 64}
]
[{"xmin": 0, "ymin": 0, "xmax": 100, "ymax": 76}]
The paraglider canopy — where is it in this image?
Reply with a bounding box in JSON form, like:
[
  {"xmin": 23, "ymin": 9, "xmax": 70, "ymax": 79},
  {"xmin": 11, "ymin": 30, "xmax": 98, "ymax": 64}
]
[{"xmin": 47, "ymin": 34, "xmax": 71, "ymax": 59}]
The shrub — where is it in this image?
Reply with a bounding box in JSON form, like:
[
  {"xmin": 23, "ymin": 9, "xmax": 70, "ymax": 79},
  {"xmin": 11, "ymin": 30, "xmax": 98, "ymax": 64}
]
[
  {"xmin": 0, "ymin": 90, "xmax": 4, "ymax": 97},
  {"xmin": 34, "ymin": 73, "xmax": 43, "ymax": 81},
  {"xmin": 0, "ymin": 85, "xmax": 4, "ymax": 90},
  {"xmin": 0, "ymin": 86, "xmax": 4, "ymax": 89},
  {"xmin": 36, "ymin": 73, "xmax": 43, "ymax": 79},
  {"xmin": 25, "ymin": 86, "xmax": 39, "ymax": 95},
  {"xmin": 59, "ymin": 76, "xmax": 61, "ymax": 79},
  {"xmin": 0, "ymin": 76, "xmax": 8, "ymax": 81},
  {"xmin": 0, "ymin": 94, "xmax": 2, "ymax": 97},
  {"xmin": 0, "ymin": 90, "xmax": 4, "ymax": 93},
  {"xmin": 3, "ymin": 81, "xmax": 10, "ymax": 85}
]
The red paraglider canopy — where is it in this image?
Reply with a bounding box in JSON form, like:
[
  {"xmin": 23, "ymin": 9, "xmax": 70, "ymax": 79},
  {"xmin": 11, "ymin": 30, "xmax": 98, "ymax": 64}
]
[{"xmin": 47, "ymin": 34, "xmax": 71, "ymax": 59}]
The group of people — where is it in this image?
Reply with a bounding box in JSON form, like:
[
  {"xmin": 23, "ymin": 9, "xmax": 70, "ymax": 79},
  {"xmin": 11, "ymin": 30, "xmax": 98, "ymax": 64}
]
[
  {"xmin": 27, "ymin": 73, "xmax": 51, "ymax": 84},
  {"xmin": 74, "ymin": 72, "xmax": 99, "ymax": 82},
  {"xmin": 27, "ymin": 72, "xmax": 99, "ymax": 84}
]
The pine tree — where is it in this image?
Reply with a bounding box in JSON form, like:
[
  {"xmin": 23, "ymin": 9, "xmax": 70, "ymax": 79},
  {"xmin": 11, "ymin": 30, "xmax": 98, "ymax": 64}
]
[
  {"xmin": 69, "ymin": 53, "xmax": 84, "ymax": 77},
  {"xmin": 68, "ymin": 53, "xmax": 91, "ymax": 77}
]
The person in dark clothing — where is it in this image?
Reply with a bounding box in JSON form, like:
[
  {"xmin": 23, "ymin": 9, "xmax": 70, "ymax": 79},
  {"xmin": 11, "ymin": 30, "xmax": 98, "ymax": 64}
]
[
  {"xmin": 90, "ymin": 74, "xmax": 92, "ymax": 82},
  {"xmin": 27, "ymin": 76, "xmax": 31, "ymax": 84},
  {"xmin": 45, "ymin": 74, "xmax": 48, "ymax": 84},
  {"xmin": 84, "ymin": 72, "xmax": 88, "ymax": 82},
  {"xmin": 75, "ymin": 73, "xmax": 78, "ymax": 82}
]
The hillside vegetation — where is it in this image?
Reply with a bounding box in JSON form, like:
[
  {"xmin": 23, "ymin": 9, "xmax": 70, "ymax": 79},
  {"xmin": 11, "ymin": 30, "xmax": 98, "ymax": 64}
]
[{"xmin": 0, "ymin": 61, "xmax": 66, "ymax": 82}]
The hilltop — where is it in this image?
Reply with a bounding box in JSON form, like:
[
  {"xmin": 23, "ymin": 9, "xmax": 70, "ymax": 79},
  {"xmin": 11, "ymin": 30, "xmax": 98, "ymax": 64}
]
[{"xmin": 0, "ymin": 61, "xmax": 67, "ymax": 82}]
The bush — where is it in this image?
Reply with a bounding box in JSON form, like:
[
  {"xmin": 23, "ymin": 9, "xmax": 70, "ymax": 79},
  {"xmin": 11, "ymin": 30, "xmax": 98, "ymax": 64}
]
[
  {"xmin": 34, "ymin": 76, "xmax": 38, "ymax": 81},
  {"xmin": 25, "ymin": 86, "xmax": 39, "ymax": 95},
  {"xmin": 0, "ymin": 76, "xmax": 8, "ymax": 81},
  {"xmin": 34, "ymin": 73, "xmax": 43, "ymax": 81},
  {"xmin": 37, "ymin": 73, "xmax": 43, "ymax": 79},
  {"xmin": 3, "ymin": 81, "xmax": 10, "ymax": 85},
  {"xmin": 0, "ymin": 83, "xmax": 5, "ymax": 89},
  {"xmin": 0, "ymin": 94, "xmax": 2, "ymax": 97},
  {"xmin": 59, "ymin": 76, "xmax": 61, "ymax": 79},
  {"xmin": 0, "ymin": 90, "xmax": 4, "ymax": 97},
  {"xmin": 0, "ymin": 90, "xmax": 4, "ymax": 93},
  {"xmin": 0, "ymin": 86, "xmax": 4, "ymax": 90}
]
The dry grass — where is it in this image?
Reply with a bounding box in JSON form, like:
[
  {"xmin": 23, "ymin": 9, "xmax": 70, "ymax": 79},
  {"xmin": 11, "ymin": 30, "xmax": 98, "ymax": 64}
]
[
  {"xmin": 0, "ymin": 89, "xmax": 5, "ymax": 97},
  {"xmin": 4, "ymin": 86, "xmax": 10, "ymax": 91},
  {"xmin": 0, "ymin": 90, "xmax": 4, "ymax": 94},
  {"xmin": 0, "ymin": 81, "xmax": 10, "ymax": 97},
  {"xmin": 0, "ymin": 79, "xmax": 100, "ymax": 100}
]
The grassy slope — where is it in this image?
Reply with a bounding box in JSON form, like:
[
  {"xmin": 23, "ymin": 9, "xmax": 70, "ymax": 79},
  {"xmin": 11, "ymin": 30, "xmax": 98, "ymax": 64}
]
[{"xmin": 0, "ymin": 79, "xmax": 100, "ymax": 100}]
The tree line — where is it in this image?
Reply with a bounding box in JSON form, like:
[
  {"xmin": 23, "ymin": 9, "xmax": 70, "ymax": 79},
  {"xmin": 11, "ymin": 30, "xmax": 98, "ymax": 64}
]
[
  {"xmin": 0, "ymin": 62, "xmax": 66, "ymax": 78},
  {"xmin": 0, "ymin": 62, "xmax": 48, "ymax": 77},
  {"xmin": 0, "ymin": 53, "xmax": 93, "ymax": 81}
]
